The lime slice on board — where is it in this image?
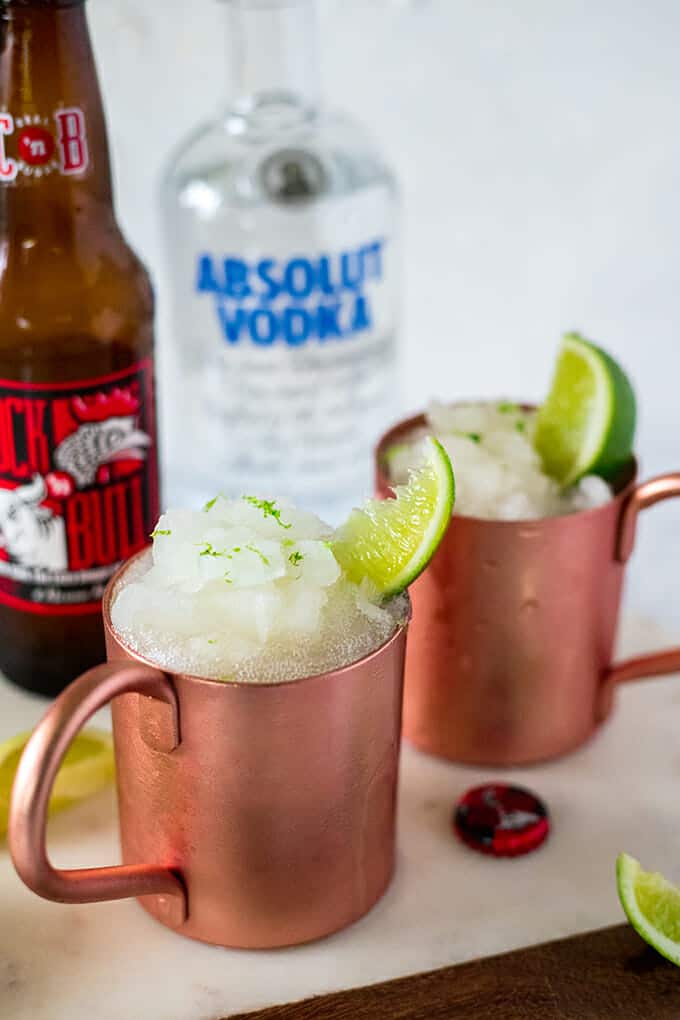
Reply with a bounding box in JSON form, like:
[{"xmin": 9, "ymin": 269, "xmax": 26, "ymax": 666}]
[
  {"xmin": 534, "ymin": 332, "xmax": 636, "ymax": 486},
  {"xmin": 0, "ymin": 728, "xmax": 115, "ymax": 839},
  {"xmin": 617, "ymin": 853, "xmax": 680, "ymax": 965},
  {"xmin": 333, "ymin": 436, "xmax": 454, "ymax": 598}
]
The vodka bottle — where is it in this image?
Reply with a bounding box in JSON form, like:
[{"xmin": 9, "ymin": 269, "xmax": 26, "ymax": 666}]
[{"xmin": 161, "ymin": 0, "xmax": 399, "ymax": 519}]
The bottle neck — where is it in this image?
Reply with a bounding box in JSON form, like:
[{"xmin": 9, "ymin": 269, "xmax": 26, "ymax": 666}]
[
  {"xmin": 0, "ymin": 0, "xmax": 114, "ymax": 225},
  {"xmin": 223, "ymin": 0, "xmax": 320, "ymax": 125}
]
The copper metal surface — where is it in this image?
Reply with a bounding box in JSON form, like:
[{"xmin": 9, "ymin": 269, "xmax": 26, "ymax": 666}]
[
  {"xmin": 376, "ymin": 413, "xmax": 680, "ymax": 766},
  {"xmin": 9, "ymin": 555, "xmax": 408, "ymax": 948},
  {"xmin": 9, "ymin": 662, "xmax": 187, "ymax": 927}
]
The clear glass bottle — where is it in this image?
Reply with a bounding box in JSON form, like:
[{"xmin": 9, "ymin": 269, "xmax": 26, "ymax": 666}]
[{"xmin": 161, "ymin": 0, "xmax": 399, "ymax": 520}]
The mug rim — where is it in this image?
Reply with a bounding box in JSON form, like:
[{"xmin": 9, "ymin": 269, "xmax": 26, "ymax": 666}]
[
  {"xmin": 103, "ymin": 549, "xmax": 411, "ymax": 691},
  {"xmin": 375, "ymin": 408, "xmax": 638, "ymax": 525}
]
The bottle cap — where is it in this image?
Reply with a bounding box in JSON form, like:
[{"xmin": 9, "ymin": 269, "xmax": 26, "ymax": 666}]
[{"xmin": 453, "ymin": 783, "xmax": 550, "ymax": 857}]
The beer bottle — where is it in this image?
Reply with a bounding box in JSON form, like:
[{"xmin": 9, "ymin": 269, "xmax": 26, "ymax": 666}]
[{"xmin": 0, "ymin": 0, "xmax": 159, "ymax": 695}]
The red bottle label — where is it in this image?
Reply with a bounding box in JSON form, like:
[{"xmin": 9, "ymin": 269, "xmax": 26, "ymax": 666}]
[
  {"xmin": 0, "ymin": 360, "xmax": 159, "ymax": 614},
  {"xmin": 0, "ymin": 108, "xmax": 89, "ymax": 182}
]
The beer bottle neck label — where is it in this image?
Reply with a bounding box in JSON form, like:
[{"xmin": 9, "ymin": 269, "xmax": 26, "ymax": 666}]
[
  {"xmin": 0, "ymin": 107, "xmax": 89, "ymax": 183},
  {"xmin": 0, "ymin": 1, "xmax": 114, "ymax": 202},
  {"xmin": 0, "ymin": 360, "xmax": 159, "ymax": 614}
]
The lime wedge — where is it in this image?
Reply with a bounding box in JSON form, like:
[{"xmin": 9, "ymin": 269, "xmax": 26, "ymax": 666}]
[
  {"xmin": 333, "ymin": 436, "xmax": 454, "ymax": 598},
  {"xmin": 617, "ymin": 853, "xmax": 680, "ymax": 965},
  {"xmin": 0, "ymin": 727, "xmax": 115, "ymax": 838},
  {"xmin": 534, "ymin": 332, "xmax": 636, "ymax": 485}
]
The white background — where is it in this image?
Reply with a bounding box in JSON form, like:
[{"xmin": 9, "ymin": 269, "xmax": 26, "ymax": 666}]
[{"xmin": 88, "ymin": 0, "xmax": 680, "ymax": 626}]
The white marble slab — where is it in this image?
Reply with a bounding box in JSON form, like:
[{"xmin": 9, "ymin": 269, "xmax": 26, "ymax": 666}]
[{"xmin": 1, "ymin": 613, "xmax": 679, "ymax": 1019}]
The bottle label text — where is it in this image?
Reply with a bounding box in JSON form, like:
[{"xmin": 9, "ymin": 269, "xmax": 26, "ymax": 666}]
[
  {"xmin": 0, "ymin": 107, "xmax": 89, "ymax": 181},
  {"xmin": 0, "ymin": 361, "xmax": 158, "ymax": 614}
]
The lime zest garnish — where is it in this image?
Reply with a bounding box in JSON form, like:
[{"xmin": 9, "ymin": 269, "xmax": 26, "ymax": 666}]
[
  {"xmin": 199, "ymin": 542, "xmax": 249, "ymax": 563},
  {"xmin": 515, "ymin": 420, "xmax": 526, "ymax": 434},
  {"xmin": 224, "ymin": 571, "xmax": 232, "ymax": 584},
  {"xmin": 199, "ymin": 542, "xmax": 223, "ymax": 558},
  {"xmin": 207, "ymin": 638, "xmax": 216, "ymax": 644},
  {"xmin": 242, "ymin": 495, "xmax": 292, "ymax": 529},
  {"xmin": 246, "ymin": 543, "xmax": 270, "ymax": 566},
  {"xmin": 288, "ymin": 551, "xmax": 304, "ymax": 566},
  {"xmin": 498, "ymin": 401, "xmax": 520, "ymax": 413},
  {"xmin": 451, "ymin": 429, "xmax": 481, "ymax": 444},
  {"xmin": 151, "ymin": 528, "xmax": 171, "ymax": 538},
  {"xmin": 204, "ymin": 496, "xmax": 219, "ymax": 511}
]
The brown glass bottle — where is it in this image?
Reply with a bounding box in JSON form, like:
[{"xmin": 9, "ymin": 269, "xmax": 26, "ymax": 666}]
[{"xmin": 0, "ymin": 0, "xmax": 159, "ymax": 696}]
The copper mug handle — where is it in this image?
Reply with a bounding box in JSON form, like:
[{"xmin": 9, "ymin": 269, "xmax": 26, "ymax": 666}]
[
  {"xmin": 595, "ymin": 473, "xmax": 680, "ymax": 720},
  {"xmin": 8, "ymin": 662, "xmax": 187, "ymax": 928}
]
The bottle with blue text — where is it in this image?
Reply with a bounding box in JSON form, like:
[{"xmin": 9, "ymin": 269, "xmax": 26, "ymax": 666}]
[{"xmin": 161, "ymin": 0, "xmax": 399, "ymax": 518}]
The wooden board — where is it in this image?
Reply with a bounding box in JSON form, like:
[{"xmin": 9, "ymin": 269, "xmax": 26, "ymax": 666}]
[{"xmin": 225, "ymin": 924, "xmax": 680, "ymax": 1020}]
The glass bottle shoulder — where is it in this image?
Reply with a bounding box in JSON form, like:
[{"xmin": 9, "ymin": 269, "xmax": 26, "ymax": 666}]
[
  {"xmin": 162, "ymin": 103, "xmax": 398, "ymax": 215},
  {"xmin": 0, "ymin": 214, "xmax": 154, "ymax": 357}
]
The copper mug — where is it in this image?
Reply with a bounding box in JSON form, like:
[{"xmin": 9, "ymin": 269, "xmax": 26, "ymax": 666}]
[
  {"xmin": 376, "ymin": 413, "xmax": 680, "ymax": 766},
  {"xmin": 9, "ymin": 553, "xmax": 408, "ymax": 948}
]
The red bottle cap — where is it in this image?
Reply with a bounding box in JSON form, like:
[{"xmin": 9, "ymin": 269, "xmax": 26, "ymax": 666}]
[{"xmin": 453, "ymin": 783, "xmax": 550, "ymax": 857}]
